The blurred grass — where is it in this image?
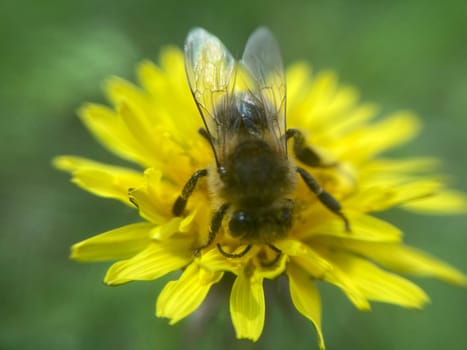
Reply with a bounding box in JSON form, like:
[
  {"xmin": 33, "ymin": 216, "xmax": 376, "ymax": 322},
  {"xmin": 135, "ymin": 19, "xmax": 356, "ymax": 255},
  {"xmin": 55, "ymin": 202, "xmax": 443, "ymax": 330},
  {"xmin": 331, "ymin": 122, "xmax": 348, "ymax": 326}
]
[{"xmin": 1, "ymin": 0, "xmax": 466, "ymax": 349}]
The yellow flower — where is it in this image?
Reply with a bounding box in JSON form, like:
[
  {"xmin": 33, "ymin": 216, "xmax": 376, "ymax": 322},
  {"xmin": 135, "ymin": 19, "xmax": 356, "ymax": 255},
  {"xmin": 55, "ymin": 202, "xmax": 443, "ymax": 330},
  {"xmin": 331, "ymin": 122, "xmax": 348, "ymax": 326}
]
[{"xmin": 54, "ymin": 47, "xmax": 466, "ymax": 349}]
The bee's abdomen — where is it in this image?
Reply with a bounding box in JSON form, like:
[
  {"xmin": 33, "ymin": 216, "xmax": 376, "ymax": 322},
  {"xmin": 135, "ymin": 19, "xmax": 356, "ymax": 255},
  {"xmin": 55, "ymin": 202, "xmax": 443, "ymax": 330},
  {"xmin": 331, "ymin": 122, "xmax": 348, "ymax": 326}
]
[{"xmin": 223, "ymin": 140, "xmax": 295, "ymax": 205}]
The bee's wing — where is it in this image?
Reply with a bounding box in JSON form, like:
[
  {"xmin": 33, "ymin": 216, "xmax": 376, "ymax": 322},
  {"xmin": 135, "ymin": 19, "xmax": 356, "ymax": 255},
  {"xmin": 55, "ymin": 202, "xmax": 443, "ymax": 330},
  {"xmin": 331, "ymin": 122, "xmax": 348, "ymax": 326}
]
[
  {"xmin": 184, "ymin": 27, "xmax": 236, "ymax": 167},
  {"xmin": 240, "ymin": 27, "xmax": 287, "ymax": 156}
]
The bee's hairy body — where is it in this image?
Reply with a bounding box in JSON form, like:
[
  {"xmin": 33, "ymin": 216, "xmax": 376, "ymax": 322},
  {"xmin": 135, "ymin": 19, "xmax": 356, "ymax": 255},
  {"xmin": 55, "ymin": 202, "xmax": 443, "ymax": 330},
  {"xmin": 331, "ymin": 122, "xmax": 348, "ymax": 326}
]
[
  {"xmin": 207, "ymin": 105, "xmax": 297, "ymax": 243},
  {"xmin": 171, "ymin": 27, "xmax": 350, "ymax": 258},
  {"xmin": 221, "ymin": 139, "xmax": 295, "ymax": 206}
]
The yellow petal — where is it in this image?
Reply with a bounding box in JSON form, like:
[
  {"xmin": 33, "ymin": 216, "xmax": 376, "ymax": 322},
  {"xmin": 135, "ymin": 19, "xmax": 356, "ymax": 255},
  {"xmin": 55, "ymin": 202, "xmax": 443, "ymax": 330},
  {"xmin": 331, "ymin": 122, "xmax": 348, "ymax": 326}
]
[
  {"xmin": 70, "ymin": 222, "xmax": 153, "ymax": 261},
  {"xmin": 137, "ymin": 55, "xmax": 202, "ymax": 151},
  {"xmin": 287, "ymin": 62, "xmax": 380, "ymax": 150},
  {"xmin": 139, "ymin": 48, "xmax": 193, "ymax": 111},
  {"xmin": 320, "ymin": 264, "xmax": 371, "ymax": 311},
  {"xmin": 118, "ymin": 100, "xmax": 159, "ymax": 158},
  {"xmin": 308, "ymin": 70, "xmax": 338, "ymax": 107},
  {"xmin": 278, "ymin": 240, "xmax": 370, "ymax": 310},
  {"xmin": 104, "ymin": 77, "xmax": 150, "ymax": 118},
  {"xmin": 322, "ymin": 102, "xmax": 377, "ymax": 144},
  {"xmin": 336, "ymin": 111, "xmax": 421, "ymax": 162},
  {"xmin": 230, "ymin": 270, "xmax": 265, "ymax": 342},
  {"xmin": 159, "ymin": 47, "xmax": 186, "ymax": 82},
  {"xmin": 147, "ymin": 208, "xmax": 199, "ymax": 241},
  {"xmin": 150, "ymin": 217, "xmax": 184, "ymax": 240},
  {"xmin": 286, "ymin": 62, "xmax": 311, "ymax": 111},
  {"xmin": 53, "ymin": 156, "xmax": 143, "ymax": 205},
  {"xmin": 290, "ymin": 70, "xmax": 340, "ymax": 129},
  {"xmin": 128, "ymin": 168, "xmax": 179, "ymax": 222},
  {"xmin": 346, "ymin": 178, "xmax": 445, "ymax": 213},
  {"xmin": 156, "ymin": 262, "xmax": 223, "ymax": 324},
  {"xmin": 402, "ymin": 190, "xmax": 467, "ymax": 214},
  {"xmin": 312, "ymin": 212, "xmax": 402, "ymax": 242},
  {"xmin": 198, "ymin": 247, "xmax": 244, "ymax": 274},
  {"xmin": 255, "ymin": 252, "xmax": 289, "ymax": 280},
  {"xmin": 104, "ymin": 235, "xmax": 192, "ymax": 285},
  {"xmin": 327, "ymin": 252, "xmax": 429, "ymax": 308},
  {"xmin": 276, "ymin": 239, "xmax": 333, "ymax": 277},
  {"xmin": 78, "ymin": 103, "xmax": 151, "ymax": 166},
  {"xmin": 343, "ymin": 242, "xmax": 467, "ymax": 287},
  {"xmin": 287, "ymin": 263, "xmax": 325, "ymax": 350},
  {"xmin": 137, "ymin": 60, "xmax": 168, "ymax": 98},
  {"xmin": 361, "ymin": 157, "xmax": 439, "ymax": 175}
]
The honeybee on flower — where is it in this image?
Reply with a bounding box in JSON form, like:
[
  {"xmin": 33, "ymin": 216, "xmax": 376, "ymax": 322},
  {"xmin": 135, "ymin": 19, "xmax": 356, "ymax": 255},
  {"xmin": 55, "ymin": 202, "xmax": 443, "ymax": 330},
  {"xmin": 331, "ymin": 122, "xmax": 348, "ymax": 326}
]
[{"xmin": 54, "ymin": 27, "xmax": 467, "ymax": 349}]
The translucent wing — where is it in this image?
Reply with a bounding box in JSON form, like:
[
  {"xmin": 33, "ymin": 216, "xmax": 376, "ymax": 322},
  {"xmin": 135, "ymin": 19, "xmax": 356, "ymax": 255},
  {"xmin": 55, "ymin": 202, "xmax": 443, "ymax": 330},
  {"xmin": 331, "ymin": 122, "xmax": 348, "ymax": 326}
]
[
  {"xmin": 240, "ymin": 27, "xmax": 287, "ymax": 156},
  {"xmin": 184, "ymin": 27, "xmax": 236, "ymax": 166}
]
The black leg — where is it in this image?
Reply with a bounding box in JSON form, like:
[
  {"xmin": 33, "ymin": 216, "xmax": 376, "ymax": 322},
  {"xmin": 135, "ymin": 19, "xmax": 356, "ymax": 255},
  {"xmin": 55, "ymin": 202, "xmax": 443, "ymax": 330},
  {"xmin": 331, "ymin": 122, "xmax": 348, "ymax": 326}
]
[
  {"xmin": 217, "ymin": 243, "xmax": 252, "ymax": 258},
  {"xmin": 296, "ymin": 167, "xmax": 350, "ymax": 232},
  {"xmin": 267, "ymin": 243, "xmax": 282, "ymax": 255},
  {"xmin": 193, "ymin": 203, "xmax": 230, "ymax": 256},
  {"xmin": 286, "ymin": 128, "xmax": 336, "ymax": 168},
  {"xmin": 172, "ymin": 169, "xmax": 208, "ymax": 216},
  {"xmin": 198, "ymin": 128, "xmax": 211, "ymax": 142},
  {"xmin": 259, "ymin": 244, "xmax": 282, "ymax": 266}
]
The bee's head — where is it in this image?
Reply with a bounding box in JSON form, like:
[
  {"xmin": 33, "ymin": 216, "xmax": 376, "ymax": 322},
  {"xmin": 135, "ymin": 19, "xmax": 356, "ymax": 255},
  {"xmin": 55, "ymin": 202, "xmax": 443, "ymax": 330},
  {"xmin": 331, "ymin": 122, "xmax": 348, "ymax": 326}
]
[{"xmin": 228, "ymin": 199, "xmax": 294, "ymax": 241}]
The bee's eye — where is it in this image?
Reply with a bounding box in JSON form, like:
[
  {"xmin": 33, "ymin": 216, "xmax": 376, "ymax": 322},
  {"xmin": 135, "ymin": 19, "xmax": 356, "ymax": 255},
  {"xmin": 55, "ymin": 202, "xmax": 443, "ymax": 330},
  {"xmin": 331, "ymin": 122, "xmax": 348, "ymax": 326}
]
[{"xmin": 229, "ymin": 211, "xmax": 254, "ymax": 237}]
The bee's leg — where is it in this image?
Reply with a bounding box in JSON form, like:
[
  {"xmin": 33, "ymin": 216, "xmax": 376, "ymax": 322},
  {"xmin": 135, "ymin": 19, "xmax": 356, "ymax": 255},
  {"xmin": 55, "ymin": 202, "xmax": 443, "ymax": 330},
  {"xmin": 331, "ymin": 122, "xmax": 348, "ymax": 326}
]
[
  {"xmin": 198, "ymin": 127, "xmax": 218, "ymax": 145},
  {"xmin": 286, "ymin": 128, "xmax": 336, "ymax": 168},
  {"xmin": 296, "ymin": 167, "xmax": 351, "ymax": 232},
  {"xmin": 193, "ymin": 203, "xmax": 230, "ymax": 256},
  {"xmin": 260, "ymin": 244, "xmax": 282, "ymax": 267},
  {"xmin": 172, "ymin": 169, "xmax": 208, "ymax": 216},
  {"xmin": 198, "ymin": 128, "xmax": 210, "ymax": 141},
  {"xmin": 217, "ymin": 243, "xmax": 252, "ymax": 258}
]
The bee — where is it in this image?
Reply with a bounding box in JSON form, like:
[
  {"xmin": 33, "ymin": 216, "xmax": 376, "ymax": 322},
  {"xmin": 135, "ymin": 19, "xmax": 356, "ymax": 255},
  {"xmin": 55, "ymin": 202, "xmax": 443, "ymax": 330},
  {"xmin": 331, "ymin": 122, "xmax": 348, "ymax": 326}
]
[{"xmin": 173, "ymin": 27, "xmax": 349, "ymax": 259}]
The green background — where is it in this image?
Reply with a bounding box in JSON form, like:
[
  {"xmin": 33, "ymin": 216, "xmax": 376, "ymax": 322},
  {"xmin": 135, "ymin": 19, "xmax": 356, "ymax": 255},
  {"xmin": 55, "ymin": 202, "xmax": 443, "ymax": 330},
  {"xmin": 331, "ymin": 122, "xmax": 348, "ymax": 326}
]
[{"xmin": 1, "ymin": 0, "xmax": 466, "ymax": 349}]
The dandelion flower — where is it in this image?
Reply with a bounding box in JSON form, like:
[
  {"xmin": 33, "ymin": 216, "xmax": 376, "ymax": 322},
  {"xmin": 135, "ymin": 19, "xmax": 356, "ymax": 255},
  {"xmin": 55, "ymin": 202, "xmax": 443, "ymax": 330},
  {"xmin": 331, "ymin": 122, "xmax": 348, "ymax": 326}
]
[{"xmin": 54, "ymin": 28, "xmax": 467, "ymax": 349}]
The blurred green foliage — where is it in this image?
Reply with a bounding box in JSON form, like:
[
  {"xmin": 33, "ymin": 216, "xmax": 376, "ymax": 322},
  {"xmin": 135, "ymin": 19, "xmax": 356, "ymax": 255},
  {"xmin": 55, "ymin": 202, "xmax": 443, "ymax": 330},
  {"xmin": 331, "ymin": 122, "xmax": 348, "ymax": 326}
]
[{"xmin": 1, "ymin": 0, "xmax": 466, "ymax": 349}]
